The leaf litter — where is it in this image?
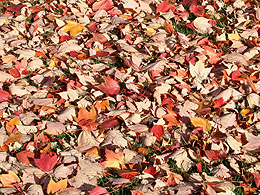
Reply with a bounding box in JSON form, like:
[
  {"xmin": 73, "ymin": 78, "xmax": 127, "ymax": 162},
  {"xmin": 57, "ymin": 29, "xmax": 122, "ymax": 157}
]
[{"xmin": 0, "ymin": 0, "xmax": 260, "ymax": 194}]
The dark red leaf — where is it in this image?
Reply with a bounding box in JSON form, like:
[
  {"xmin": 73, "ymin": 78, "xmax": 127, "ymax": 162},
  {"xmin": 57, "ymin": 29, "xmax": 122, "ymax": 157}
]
[
  {"xmin": 144, "ymin": 165, "xmax": 159, "ymax": 177},
  {"xmin": 205, "ymin": 150, "xmax": 226, "ymax": 161},
  {"xmin": 34, "ymin": 152, "xmax": 57, "ymax": 172},
  {"xmin": 5, "ymin": 4, "xmax": 26, "ymax": 17},
  {"xmin": 99, "ymin": 118, "xmax": 119, "ymax": 130}
]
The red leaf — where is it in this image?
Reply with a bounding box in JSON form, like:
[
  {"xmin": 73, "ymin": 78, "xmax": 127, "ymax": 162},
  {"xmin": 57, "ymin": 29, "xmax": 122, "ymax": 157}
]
[
  {"xmin": 89, "ymin": 186, "xmax": 109, "ymax": 195},
  {"xmin": 231, "ymin": 70, "xmax": 242, "ymax": 80},
  {"xmin": 205, "ymin": 150, "xmax": 226, "ymax": 161},
  {"xmin": 118, "ymin": 172, "xmax": 138, "ymax": 181},
  {"xmin": 131, "ymin": 191, "xmax": 145, "ymax": 195},
  {"xmin": 99, "ymin": 118, "xmax": 119, "ymax": 130},
  {"xmin": 182, "ymin": 0, "xmax": 197, "ymax": 6},
  {"xmin": 252, "ymin": 173, "xmax": 260, "ymax": 188},
  {"xmin": 156, "ymin": 0, "xmax": 176, "ymax": 13},
  {"xmin": 196, "ymin": 162, "xmax": 203, "ymax": 173},
  {"xmin": 97, "ymin": 76, "xmax": 120, "ymax": 96},
  {"xmin": 60, "ymin": 35, "xmax": 72, "ymax": 42},
  {"xmin": 189, "ymin": 5, "xmax": 205, "ymax": 17},
  {"xmin": 0, "ymin": 90, "xmax": 11, "ymax": 103},
  {"xmin": 34, "ymin": 152, "xmax": 57, "ymax": 172},
  {"xmin": 92, "ymin": 0, "xmax": 114, "ymax": 11},
  {"xmin": 16, "ymin": 150, "xmax": 34, "ymax": 166},
  {"xmin": 144, "ymin": 165, "xmax": 159, "ymax": 177},
  {"xmin": 150, "ymin": 125, "xmax": 164, "ymax": 141},
  {"xmin": 5, "ymin": 4, "xmax": 26, "ymax": 17},
  {"xmin": 213, "ymin": 97, "xmax": 226, "ymax": 109},
  {"xmin": 8, "ymin": 68, "xmax": 20, "ymax": 78}
]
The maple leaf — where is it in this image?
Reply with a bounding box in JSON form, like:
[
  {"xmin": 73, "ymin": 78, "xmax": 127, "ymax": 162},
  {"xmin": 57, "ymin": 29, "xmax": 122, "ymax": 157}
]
[
  {"xmin": 60, "ymin": 20, "xmax": 85, "ymax": 36},
  {"xmin": 34, "ymin": 152, "xmax": 57, "ymax": 172},
  {"xmin": 97, "ymin": 76, "xmax": 120, "ymax": 96},
  {"xmin": 190, "ymin": 117, "xmax": 212, "ymax": 132},
  {"xmin": 47, "ymin": 177, "xmax": 67, "ymax": 194},
  {"xmin": 74, "ymin": 106, "xmax": 98, "ymax": 131},
  {"xmin": 5, "ymin": 117, "xmax": 20, "ymax": 133},
  {"xmin": 16, "ymin": 150, "xmax": 34, "ymax": 166},
  {"xmin": 0, "ymin": 170, "xmax": 20, "ymax": 188},
  {"xmin": 101, "ymin": 148, "xmax": 125, "ymax": 169}
]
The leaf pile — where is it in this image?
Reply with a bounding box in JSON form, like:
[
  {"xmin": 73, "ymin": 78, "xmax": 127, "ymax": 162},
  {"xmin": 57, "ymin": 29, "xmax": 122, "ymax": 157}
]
[{"xmin": 0, "ymin": 0, "xmax": 260, "ymax": 194}]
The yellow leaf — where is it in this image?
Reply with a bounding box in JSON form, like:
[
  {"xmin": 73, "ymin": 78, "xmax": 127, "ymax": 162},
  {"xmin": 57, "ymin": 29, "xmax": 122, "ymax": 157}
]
[
  {"xmin": 49, "ymin": 60, "xmax": 56, "ymax": 67},
  {"xmin": 228, "ymin": 30, "xmax": 241, "ymax": 41},
  {"xmin": 47, "ymin": 177, "xmax": 67, "ymax": 194},
  {"xmin": 241, "ymin": 109, "xmax": 250, "ymax": 117},
  {"xmin": 0, "ymin": 170, "xmax": 20, "ymax": 188},
  {"xmin": 60, "ymin": 20, "xmax": 85, "ymax": 36},
  {"xmin": 190, "ymin": 117, "xmax": 212, "ymax": 131},
  {"xmin": 144, "ymin": 27, "xmax": 156, "ymax": 37}
]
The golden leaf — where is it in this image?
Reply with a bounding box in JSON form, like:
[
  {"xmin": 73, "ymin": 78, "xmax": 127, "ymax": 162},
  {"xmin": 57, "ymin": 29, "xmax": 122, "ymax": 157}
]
[
  {"xmin": 190, "ymin": 117, "xmax": 212, "ymax": 132},
  {"xmin": 60, "ymin": 20, "xmax": 85, "ymax": 36}
]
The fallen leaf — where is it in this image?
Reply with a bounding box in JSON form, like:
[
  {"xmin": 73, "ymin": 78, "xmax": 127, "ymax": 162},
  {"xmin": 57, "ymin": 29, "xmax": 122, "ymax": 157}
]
[
  {"xmin": 47, "ymin": 177, "xmax": 68, "ymax": 194},
  {"xmin": 101, "ymin": 148, "xmax": 125, "ymax": 169},
  {"xmin": 190, "ymin": 117, "xmax": 212, "ymax": 131},
  {"xmin": 228, "ymin": 30, "xmax": 241, "ymax": 41},
  {"xmin": 92, "ymin": 0, "xmax": 114, "ymax": 11},
  {"xmin": 156, "ymin": 0, "xmax": 176, "ymax": 13},
  {"xmin": 0, "ymin": 170, "xmax": 20, "ymax": 188},
  {"xmin": 60, "ymin": 20, "xmax": 85, "ymax": 36},
  {"xmin": 89, "ymin": 186, "xmax": 109, "ymax": 195},
  {"xmin": 97, "ymin": 76, "xmax": 120, "ymax": 96},
  {"xmin": 34, "ymin": 152, "xmax": 57, "ymax": 172},
  {"xmin": 150, "ymin": 125, "xmax": 164, "ymax": 141},
  {"xmin": 6, "ymin": 117, "xmax": 20, "ymax": 133},
  {"xmin": 16, "ymin": 150, "xmax": 35, "ymax": 166},
  {"xmin": 0, "ymin": 90, "xmax": 12, "ymax": 103}
]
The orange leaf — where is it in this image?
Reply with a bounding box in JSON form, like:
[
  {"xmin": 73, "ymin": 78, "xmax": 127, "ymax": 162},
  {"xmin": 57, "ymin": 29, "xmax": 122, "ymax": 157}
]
[
  {"xmin": 4, "ymin": 133, "xmax": 23, "ymax": 145},
  {"xmin": 101, "ymin": 149, "xmax": 125, "ymax": 169},
  {"xmin": 47, "ymin": 177, "xmax": 67, "ymax": 194},
  {"xmin": 6, "ymin": 117, "xmax": 19, "ymax": 133},
  {"xmin": 95, "ymin": 100, "xmax": 110, "ymax": 112},
  {"xmin": 60, "ymin": 20, "xmax": 85, "ymax": 36},
  {"xmin": 0, "ymin": 170, "xmax": 20, "ymax": 188},
  {"xmin": 74, "ymin": 106, "xmax": 97, "ymax": 123},
  {"xmin": 16, "ymin": 150, "xmax": 34, "ymax": 166}
]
